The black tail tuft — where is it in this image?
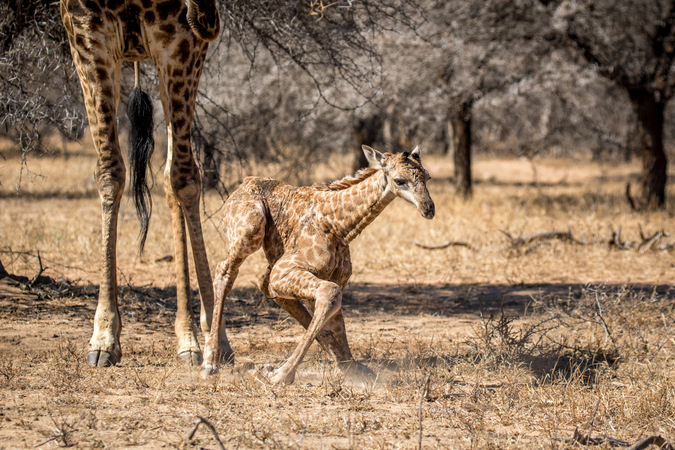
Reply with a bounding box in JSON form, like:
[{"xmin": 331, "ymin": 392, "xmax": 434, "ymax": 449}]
[{"xmin": 127, "ymin": 87, "xmax": 155, "ymax": 254}]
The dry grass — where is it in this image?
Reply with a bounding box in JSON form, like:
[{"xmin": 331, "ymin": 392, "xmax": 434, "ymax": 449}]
[{"xmin": 1, "ymin": 143, "xmax": 675, "ymax": 448}]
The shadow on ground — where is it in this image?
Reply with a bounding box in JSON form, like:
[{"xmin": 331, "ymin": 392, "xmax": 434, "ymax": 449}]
[
  {"xmin": 2, "ymin": 267, "xmax": 673, "ymax": 325},
  {"xmin": 1, "ymin": 270, "xmax": 670, "ymax": 384}
]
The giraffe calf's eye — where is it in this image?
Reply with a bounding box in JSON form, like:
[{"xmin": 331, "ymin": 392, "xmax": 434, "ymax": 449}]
[{"xmin": 394, "ymin": 178, "xmax": 406, "ymax": 187}]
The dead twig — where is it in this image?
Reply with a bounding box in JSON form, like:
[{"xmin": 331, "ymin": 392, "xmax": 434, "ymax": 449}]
[
  {"xmin": 28, "ymin": 250, "xmax": 48, "ymax": 288},
  {"xmin": 609, "ymin": 226, "xmax": 634, "ymax": 250},
  {"xmin": 595, "ymin": 292, "xmax": 619, "ymax": 353},
  {"xmin": 585, "ymin": 397, "xmax": 601, "ymax": 447},
  {"xmin": 609, "ymin": 225, "xmax": 670, "ymax": 252},
  {"xmin": 650, "ymin": 313, "xmax": 675, "ymax": 361},
  {"xmin": 562, "ymin": 428, "xmax": 630, "ymax": 447},
  {"xmin": 186, "ymin": 416, "xmax": 226, "ymax": 450},
  {"xmin": 501, "ymin": 227, "xmax": 583, "ymax": 251},
  {"xmin": 418, "ymin": 373, "xmax": 431, "ymax": 450},
  {"xmin": 411, "ymin": 239, "xmax": 475, "ymax": 251},
  {"xmin": 637, "ymin": 225, "xmax": 669, "ymax": 253},
  {"xmin": 626, "ymin": 183, "xmax": 638, "ymax": 211},
  {"xmin": 626, "ymin": 436, "xmax": 675, "ymax": 450}
]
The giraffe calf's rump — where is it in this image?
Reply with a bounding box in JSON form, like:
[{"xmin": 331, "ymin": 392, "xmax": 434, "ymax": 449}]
[{"xmin": 203, "ymin": 145, "xmax": 435, "ymax": 384}]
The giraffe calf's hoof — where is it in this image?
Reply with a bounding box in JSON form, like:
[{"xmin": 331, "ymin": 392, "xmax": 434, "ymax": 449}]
[
  {"xmin": 201, "ymin": 364, "xmax": 218, "ymax": 378},
  {"xmin": 339, "ymin": 361, "xmax": 377, "ymax": 384},
  {"xmin": 178, "ymin": 351, "xmax": 203, "ymax": 366},
  {"xmin": 87, "ymin": 350, "xmax": 119, "ymax": 368},
  {"xmin": 270, "ymin": 369, "xmax": 295, "ymax": 385}
]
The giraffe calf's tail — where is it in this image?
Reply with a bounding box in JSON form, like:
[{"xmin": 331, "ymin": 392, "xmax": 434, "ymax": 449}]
[{"xmin": 127, "ymin": 67, "xmax": 155, "ymax": 254}]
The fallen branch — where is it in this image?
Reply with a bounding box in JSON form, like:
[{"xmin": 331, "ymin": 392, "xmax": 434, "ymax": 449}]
[
  {"xmin": 501, "ymin": 227, "xmax": 583, "ymax": 250},
  {"xmin": 638, "ymin": 225, "xmax": 669, "ymax": 253},
  {"xmin": 609, "ymin": 225, "xmax": 670, "ymax": 252},
  {"xmin": 560, "ymin": 430, "xmax": 675, "ymax": 449},
  {"xmin": 626, "ymin": 183, "xmax": 638, "ymax": 211},
  {"xmin": 28, "ymin": 250, "xmax": 48, "ymax": 289},
  {"xmin": 627, "ymin": 436, "xmax": 675, "ymax": 450},
  {"xmin": 411, "ymin": 240, "xmax": 475, "ymax": 251},
  {"xmin": 418, "ymin": 373, "xmax": 431, "ymax": 450},
  {"xmin": 186, "ymin": 416, "xmax": 226, "ymax": 450},
  {"xmin": 609, "ymin": 226, "xmax": 634, "ymax": 250},
  {"xmin": 561, "ymin": 428, "xmax": 630, "ymax": 447}
]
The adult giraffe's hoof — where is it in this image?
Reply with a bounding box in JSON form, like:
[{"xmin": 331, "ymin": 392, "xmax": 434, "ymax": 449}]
[
  {"xmin": 178, "ymin": 350, "xmax": 203, "ymax": 366},
  {"xmin": 87, "ymin": 350, "xmax": 119, "ymax": 367}
]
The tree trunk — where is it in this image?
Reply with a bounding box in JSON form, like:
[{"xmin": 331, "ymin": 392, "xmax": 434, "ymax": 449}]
[
  {"xmin": 352, "ymin": 115, "xmax": 382, "ymax": 172},
  {"xmin": 628, "ymin": 89, "xmax": 667, "ymax": 209},
  {"xmin": 450, "ymin": 101, "xmax": 473, "ymax": 198}
]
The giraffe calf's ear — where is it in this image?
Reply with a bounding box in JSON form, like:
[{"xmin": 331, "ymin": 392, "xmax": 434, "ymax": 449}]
[
  {"xmin": 411, "ymin": 146, "xmax": 421, "ymax": 160},
  {"xmin": 362, "ymin": 145, "xmax": 386, "ymax": 169}
]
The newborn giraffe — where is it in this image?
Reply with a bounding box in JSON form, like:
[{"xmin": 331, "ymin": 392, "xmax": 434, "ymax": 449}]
[{"xmin": 203, "ymin": 145, "xmax": 435, "ymax": 384}]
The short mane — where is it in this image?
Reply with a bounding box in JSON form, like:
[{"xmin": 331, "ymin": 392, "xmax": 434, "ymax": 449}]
[{"xmin": 318, "ymin": 167, "xmax": 378, "ymax": 191}]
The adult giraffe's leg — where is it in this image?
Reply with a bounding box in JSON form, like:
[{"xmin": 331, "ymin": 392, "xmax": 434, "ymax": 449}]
[
  {"xmin": 155, "ymin": 37, "xmax": 230, "ymax": 364},
  {"xmin": 64, "ymin": 27, "xmax": 124, "ymax": 366}
]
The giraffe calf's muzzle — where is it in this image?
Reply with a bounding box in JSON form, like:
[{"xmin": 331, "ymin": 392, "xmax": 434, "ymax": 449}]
[{"xmin": 421, "ymin": 200, "xmax": 435, "ymax": 219}]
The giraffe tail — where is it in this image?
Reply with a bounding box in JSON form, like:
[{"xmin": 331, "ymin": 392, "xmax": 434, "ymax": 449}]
[{"xmin": 127, "ymin": 62, "xmax": 155, "ymax": 254}]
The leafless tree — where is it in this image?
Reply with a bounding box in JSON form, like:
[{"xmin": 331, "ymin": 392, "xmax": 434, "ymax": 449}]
[
  {"xmin": 0, "ymin": 0, "xmax": 423, "ymax": 188},
  {"xmin": 0, "ymin": 0, "xmax": 87, "ymax": 163},
  {"xmin": 553, "ymin": 0, "xmax": 675, "ymax": 209}
]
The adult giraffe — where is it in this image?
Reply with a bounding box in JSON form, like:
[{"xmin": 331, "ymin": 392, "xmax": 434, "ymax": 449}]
[{"xmin": 60, "ymin": 0, "xmax": 233, "ymax": 367}]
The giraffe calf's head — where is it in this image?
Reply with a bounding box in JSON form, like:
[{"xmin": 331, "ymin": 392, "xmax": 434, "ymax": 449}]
[{"xmin": 362, "ymin": 145, "xmax": 435, "ymax": 220}]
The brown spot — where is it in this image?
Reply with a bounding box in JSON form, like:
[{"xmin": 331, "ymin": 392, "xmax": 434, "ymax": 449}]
[
  {"xmin": 144, "ymin": 10, "xmax": 156, "ymax": 23},
  {"xmin": 101, "ymin": 86, "xmax": 113, "ymax": 99},
  {"xmin": 90, "ymin": 15, "xmax": 103, "ymax": 30},
  {"xmin": 174, "ymin": 117, "xmax": 186, "ymax": 130},
  {"xmin": 95, "ymin": 67, "xmax": 109, "ymax": 82},
  {"xmin": 141, "ymin": 0, "xmax": 152, "ymax": 7},
  {"xmin": 74, "ymin": 33, "xmax": 87, "ymax": 51},
  {"xmin": 171, "ymin": 68, "xmax": 183, "ymax": 78},
  {"xmin": 177, "ymin": 8, "xmax": 189, "ymax": 25},
  {"xmin": 172, "ymin": 81, "xmax": 185, "ymax": 94},
  {"xmin": 171, "ymin": 39, "xmax": 191, "ymax": 64},
  {"xmin": 83, "ymin": 0, "xmax": 101, "ymax": 14},
  {"xmin": 156, "ymin": 0, "xmax": 181, "ymax": 21},
  {"xmin": 154, "ymin": 31, "xmax": 173, "ymax": 46},
  {"xmin": 160, "ymin": 23, "xmax": 175, "ymax": 35},
  {"xmin": 66, "ymin": 0, "xmax": 85, "ymax": 15},
  {"xmin": 107, "ymin": 0, "xmax": 124, "ymax": 10}
]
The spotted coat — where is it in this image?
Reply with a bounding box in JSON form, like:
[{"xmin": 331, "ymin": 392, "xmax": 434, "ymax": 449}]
[{"xmin": 203, "ymin": 146, "xmax": 436, "ymax": 384}]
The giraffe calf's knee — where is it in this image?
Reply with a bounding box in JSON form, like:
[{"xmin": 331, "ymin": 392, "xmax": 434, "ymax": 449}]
[{"xmin": 317, "ymin": 283, "xmax": 342, "ymax": 316}]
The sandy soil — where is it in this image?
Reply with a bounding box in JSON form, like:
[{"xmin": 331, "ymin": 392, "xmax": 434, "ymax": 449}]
[{"xmin": 1, "ymin": 153, "xmax": 675, "ymax": 448}]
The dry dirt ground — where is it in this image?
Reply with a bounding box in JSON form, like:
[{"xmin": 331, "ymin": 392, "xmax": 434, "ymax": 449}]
[{"xmin": 1, "ymin": 143, "xmax": 675, "ymax": 448}]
